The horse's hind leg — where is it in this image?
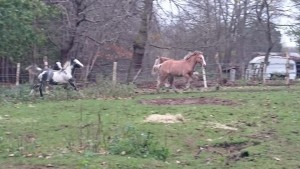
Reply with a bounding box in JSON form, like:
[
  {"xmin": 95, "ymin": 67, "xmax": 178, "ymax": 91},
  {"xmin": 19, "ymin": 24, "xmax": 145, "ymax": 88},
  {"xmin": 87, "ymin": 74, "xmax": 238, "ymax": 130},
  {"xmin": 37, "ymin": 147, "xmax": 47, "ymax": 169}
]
[
  {"xmin": 168, "ymin": 76, "xmax": 175, "ymax": 89},
  {"xmin": 156, "ymin": 75, "xmax": 168, "ymax": 93},
  {"xmin": 165, "ymin": 75, "xmax": 173, "ymax": 88},
  {"xmin": 167, "ymin": 75, "xmax": 178, "ymax": 93},
  {"xmin": 39, "ymin": 82, "xmax": 44, "ymax": 97},
  {"xmin": 156, "ymin": 76, "xmax": 162, "ymax": 93},
  {"xmin": 29, "ymin": 83, "xmax": 40, "ymax": 95}
]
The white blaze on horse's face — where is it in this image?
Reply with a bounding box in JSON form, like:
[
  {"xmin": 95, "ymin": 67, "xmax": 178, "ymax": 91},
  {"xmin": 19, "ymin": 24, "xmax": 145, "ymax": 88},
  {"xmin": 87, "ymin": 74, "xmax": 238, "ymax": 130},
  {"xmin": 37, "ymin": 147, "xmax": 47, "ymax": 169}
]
[
  {"xmin": 73, "ymin": 59, "xmax": 84, "ymax": 68},
  {"xmin": 195, "ymin": 52, "xmax": 206, "ymax": 66}
]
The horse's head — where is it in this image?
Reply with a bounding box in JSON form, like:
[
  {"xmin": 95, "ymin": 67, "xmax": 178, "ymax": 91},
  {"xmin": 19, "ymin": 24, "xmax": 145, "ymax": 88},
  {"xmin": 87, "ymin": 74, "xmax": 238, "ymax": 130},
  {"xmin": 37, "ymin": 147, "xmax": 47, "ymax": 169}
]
[
  {"xmin": 71, "ymin": 58, "xmax": 84, "ymax": 68},
  {"xmin": 191, "ymin": 51, "xmax": 206, "ymax": 66}
]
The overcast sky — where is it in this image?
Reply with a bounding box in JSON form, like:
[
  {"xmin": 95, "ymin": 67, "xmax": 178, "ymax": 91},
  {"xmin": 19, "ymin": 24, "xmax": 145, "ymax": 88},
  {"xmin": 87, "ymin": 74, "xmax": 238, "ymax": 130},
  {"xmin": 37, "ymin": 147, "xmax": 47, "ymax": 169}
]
[
  {"xmin": 158, "ymin": 0, "xmax": 298, "ymax": 48},
  {"xmin": 279, "ymin": 0, "xmax": 298, "ymax": 47}
]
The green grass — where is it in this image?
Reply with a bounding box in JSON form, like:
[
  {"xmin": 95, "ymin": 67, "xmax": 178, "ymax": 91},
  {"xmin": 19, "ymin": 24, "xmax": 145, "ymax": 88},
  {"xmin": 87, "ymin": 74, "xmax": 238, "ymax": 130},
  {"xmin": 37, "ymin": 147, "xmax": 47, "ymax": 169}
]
[{"xmin": 0, "ymin": 85, "xmax": 300, "ymax": 168}]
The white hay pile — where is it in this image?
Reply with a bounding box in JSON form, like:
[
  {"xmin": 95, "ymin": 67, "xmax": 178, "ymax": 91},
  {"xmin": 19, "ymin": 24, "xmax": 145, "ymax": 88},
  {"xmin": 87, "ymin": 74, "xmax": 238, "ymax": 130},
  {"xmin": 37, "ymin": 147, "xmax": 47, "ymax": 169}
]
[{"xmin": 143, "ymin": 114, "xmax": 185, "ymax": 123}]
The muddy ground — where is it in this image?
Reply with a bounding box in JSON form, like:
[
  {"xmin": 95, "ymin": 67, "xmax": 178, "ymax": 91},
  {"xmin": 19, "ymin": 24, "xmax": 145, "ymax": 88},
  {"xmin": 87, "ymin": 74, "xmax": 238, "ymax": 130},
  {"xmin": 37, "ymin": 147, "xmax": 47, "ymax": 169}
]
[{"xmin": 139, "ymin": 97, "xmax": 238, "ymax": 106}]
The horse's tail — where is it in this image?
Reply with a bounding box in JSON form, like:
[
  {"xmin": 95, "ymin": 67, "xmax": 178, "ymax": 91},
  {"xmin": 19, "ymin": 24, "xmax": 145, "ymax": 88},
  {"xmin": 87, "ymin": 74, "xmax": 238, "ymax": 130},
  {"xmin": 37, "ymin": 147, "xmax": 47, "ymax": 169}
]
[
  {"xmin": 152, "ymin": 64, "xmax": 162, "ymax": 75},
  {"xmin": 151, "ymin": 58, "xmax": 161, "ymax": 76}
]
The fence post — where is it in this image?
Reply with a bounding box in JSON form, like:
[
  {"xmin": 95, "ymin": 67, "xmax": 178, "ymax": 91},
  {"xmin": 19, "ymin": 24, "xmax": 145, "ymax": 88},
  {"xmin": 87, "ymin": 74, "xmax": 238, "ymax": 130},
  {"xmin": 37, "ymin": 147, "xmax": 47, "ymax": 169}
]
[
  {"xmin": 229, "ymin": 68, "xmax": 236, "ymax": 81},
  {"xmin": 16, "ymin": 63, "xmax": 20, "ymax": 86},
  {"xmin": 112, "ymin": 62, "xmax": 117, "ymax": 86},
  {"xmin": 43, "ymin": 56, "xmax": 49, "ymax": 93},
  {"xmin": 215, "ymin": 52, "xmax": 223, "ymax": 84},
  {"xmin": 285, "ymin": 52, "xmax": 290, "ymax": 86},
  {"xmin": 245, "ymin": 69, "xmax": 249, "ymax": 80},
  {"xmin": 43, "ymin": 56, "xmax": 48, "ymax": 69},
  {"xmin": 202, "ymin": 66, "xmax": 208, "ymax": 88}
]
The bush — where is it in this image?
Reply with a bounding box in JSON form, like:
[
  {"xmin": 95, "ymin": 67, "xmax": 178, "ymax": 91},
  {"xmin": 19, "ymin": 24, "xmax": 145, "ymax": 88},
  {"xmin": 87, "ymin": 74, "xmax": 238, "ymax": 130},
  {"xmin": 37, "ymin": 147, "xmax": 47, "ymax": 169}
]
[
  {"xmin": 108, "ymin": 125, "xmax": 169, "ymax": 161},
  {"xmin": 0, "ymin": 85, "xmax": 32, "ymax": 104},
  {"xmin": 83, "ymin": 80, "xmax": 135, "ymax": 99},
  {"xmin": 0, "ymin": 80, "xmax": 135, "ymax": 104}
]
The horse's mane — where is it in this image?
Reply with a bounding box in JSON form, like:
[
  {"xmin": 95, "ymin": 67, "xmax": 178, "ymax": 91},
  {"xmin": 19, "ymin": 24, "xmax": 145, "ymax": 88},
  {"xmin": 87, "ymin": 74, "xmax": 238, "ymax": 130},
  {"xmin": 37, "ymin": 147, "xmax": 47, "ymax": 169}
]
[
  {"xmin": 183, "ymin": 52, "xmax": 192, "ymax": 60},
  {"xmin": 183, "ymin": 51, "xmax": 203, "ymax": 60}
]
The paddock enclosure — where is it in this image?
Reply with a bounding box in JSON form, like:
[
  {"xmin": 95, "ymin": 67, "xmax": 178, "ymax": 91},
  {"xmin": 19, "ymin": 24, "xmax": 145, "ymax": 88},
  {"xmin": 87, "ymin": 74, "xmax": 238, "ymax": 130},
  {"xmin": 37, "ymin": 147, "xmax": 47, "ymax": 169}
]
[
  {"xmin": 1, "ymin": 53, "xmax": 300, "ymax": 169},
  {"xmin": 1, "ymin": 83, "xmax": 300, "ymax": 168},
  {"xmin": 0, "ymin": 58, "xmax": 297, "ymax": 90}
]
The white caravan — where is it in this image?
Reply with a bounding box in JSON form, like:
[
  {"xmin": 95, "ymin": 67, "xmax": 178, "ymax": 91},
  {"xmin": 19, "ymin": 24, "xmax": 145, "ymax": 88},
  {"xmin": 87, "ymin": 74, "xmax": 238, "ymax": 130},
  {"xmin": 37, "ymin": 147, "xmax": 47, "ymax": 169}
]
[{"xmin": 247, "ymin": 55, "xmax": 296, "ymax": 80}]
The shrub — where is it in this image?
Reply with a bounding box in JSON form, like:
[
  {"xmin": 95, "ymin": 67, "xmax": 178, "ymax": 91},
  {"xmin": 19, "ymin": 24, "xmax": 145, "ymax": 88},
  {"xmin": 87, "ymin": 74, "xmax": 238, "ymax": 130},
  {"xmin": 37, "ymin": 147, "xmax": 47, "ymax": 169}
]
[
  {"xmin": 0, "ymin": 85, "xmax": 32, "ymax": 104},
  {"xmin": 0, "ymin": 80, "xmax": 135, "ymax": 104},
  {"xmin": 82, "ymin": 79, "xmax": 135, "ymax": 99},
  {"xmin": 108, "ymin": 125, "xmax": 169, "ymax": 161}
]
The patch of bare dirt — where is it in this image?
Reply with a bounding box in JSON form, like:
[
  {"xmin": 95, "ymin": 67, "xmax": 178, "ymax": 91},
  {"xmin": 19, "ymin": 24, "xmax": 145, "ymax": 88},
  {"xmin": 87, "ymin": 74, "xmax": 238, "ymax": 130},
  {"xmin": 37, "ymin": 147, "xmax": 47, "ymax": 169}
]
[
  {"xmin": 194, "ymin": 140, "xmax": 260, "ymax": 165},
  {"xmin": 139, "ymin": 97, "xmax": 238, "ymax": 106}
]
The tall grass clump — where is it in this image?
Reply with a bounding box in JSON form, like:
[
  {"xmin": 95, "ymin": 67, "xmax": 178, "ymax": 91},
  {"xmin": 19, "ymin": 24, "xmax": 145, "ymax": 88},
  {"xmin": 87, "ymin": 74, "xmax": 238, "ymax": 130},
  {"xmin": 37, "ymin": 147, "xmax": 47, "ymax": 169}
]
[
  {"xmin": 0, "ymin": 79, "xmax": 136, "ymax": 103},
  {"xmin": 108, "ymin": 125, "xmax": 169, "ymax": 161},
  {"xmin": 83, "ymin": 75, "xmax": 135, "ymax": 98},
  {"xmin": 0, "ymin": 85, "xmax": 32, "ymax": 104}
]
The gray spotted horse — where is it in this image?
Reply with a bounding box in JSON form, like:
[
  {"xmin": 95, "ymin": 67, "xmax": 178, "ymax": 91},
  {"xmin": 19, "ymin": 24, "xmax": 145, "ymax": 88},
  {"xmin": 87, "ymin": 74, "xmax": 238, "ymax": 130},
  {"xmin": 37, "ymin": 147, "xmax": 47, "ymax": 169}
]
[{"xmin": 30, "ymin": 58, "xmax": 84, "ymax": 97}]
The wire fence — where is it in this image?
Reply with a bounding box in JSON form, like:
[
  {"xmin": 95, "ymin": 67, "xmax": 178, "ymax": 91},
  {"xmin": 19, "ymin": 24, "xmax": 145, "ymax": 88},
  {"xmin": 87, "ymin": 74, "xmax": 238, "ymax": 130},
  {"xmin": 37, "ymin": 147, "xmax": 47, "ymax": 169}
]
[{"xmin": 0, "ymin": 61, "xmax": 298, "ymax": 88}]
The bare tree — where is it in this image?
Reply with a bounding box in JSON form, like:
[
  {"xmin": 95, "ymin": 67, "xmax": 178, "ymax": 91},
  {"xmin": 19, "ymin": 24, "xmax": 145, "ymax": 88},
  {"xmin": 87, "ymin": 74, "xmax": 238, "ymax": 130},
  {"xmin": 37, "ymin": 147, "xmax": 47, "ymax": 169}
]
[
  {"xmin": 151, "ymin": 0, "xmax": 283, "ymax": 82},
  {"xmin": 254, "ymin": 0, "xmax": 283, "ymax": 84},
  {"xmin": 127, "ymin": 0, "xmax": 154, "ymax": 83},
  {"xmin": 45, "ymin": 0, "xmax": 140, "ymax": 81}
]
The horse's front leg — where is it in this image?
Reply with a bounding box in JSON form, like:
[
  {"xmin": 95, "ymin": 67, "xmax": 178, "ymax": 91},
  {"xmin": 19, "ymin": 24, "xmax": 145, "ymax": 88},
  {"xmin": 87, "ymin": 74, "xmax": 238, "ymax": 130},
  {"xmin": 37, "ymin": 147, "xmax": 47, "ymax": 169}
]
[
  {"xmin": 39, "ymin": 81, "xmax": 45, "ymax": 97},
  {"xmin": 184, "ymin": 74, "xmax": 193, "ymax": 90},
  {"xmin": 68, "ymin": 79, "xmax": 78, "ymax": 91}
]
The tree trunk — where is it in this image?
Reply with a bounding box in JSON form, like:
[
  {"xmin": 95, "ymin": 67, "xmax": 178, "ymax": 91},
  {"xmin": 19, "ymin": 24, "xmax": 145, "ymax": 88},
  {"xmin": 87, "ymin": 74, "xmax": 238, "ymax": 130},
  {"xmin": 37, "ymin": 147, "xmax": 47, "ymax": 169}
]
[
  {"xmin": 262, "ymin": 0, "xmax": 274, "ymax": 84},
  {"xmin": 127, "ymin": 0, "xmax": 153, "ymax": 83}
]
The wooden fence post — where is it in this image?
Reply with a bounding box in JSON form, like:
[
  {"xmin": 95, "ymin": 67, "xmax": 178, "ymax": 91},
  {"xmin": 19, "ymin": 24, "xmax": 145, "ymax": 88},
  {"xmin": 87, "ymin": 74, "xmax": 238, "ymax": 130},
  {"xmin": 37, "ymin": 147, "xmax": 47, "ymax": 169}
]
[
  {"xmin": 285, "ymin": 52, "xmax": 290, "ymax": 86},
  {"xmin": 202, "ymin": 66, "xmax": 208, "ymax": 88},
  {"xmin": 112, "ymin": 62, "xmax": 117, "ymax": 86},
  {"xmin": 230, "ymin": 68, "xmax": 236, "ymax": 81},
  {"xmin": 245, "ymin": 69, "xmax": 249, "ymax": 80},
  {"xmin": 43, "ymin": 56, "xmax": 49, "ymax": 93},
  {"xmin": 16, "ymin": 63, "xmax": 20, "ymax": 86},
  {"xmin": 215, "ymin": 52, "xmax": 223, "ymax": 84},
  {"xmin": 43, "ymin": 56, "xmax": 48, "ymax": 69}
]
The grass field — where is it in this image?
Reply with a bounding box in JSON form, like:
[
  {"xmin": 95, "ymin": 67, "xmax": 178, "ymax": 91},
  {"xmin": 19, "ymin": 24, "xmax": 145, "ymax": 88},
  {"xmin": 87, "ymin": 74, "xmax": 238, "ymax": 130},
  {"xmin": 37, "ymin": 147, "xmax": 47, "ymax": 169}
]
[{"xmin": 0, "ymin": 85, "xmax": 300, "ymax": 169}]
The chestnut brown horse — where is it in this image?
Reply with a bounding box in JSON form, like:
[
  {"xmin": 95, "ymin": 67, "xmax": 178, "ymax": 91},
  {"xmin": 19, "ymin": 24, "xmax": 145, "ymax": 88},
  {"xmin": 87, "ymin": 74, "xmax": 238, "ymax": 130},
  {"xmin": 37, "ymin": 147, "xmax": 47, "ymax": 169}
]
[{"xmin": 155, "ymin": 51, "xmax": 206, "ymax": 92}]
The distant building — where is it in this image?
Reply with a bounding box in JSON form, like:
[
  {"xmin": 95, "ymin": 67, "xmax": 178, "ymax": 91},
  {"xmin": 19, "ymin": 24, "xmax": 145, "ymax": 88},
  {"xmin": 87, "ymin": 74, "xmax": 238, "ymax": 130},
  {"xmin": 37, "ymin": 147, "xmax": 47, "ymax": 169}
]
[{"xmin": 246, "ymin": 52, "xmax": 299, "ymax": 80}]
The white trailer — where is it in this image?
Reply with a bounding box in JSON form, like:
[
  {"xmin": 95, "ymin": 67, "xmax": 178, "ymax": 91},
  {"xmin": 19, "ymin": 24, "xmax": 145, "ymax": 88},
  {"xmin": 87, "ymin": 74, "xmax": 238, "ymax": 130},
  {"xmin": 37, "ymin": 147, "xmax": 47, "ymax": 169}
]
[{"xmin": 247, "ymin": 55, "xmax": 296, "ymax": 80}]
